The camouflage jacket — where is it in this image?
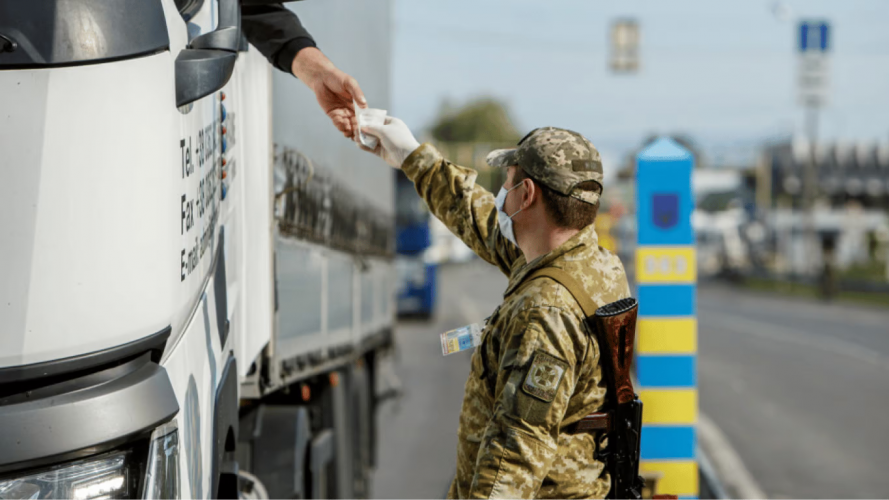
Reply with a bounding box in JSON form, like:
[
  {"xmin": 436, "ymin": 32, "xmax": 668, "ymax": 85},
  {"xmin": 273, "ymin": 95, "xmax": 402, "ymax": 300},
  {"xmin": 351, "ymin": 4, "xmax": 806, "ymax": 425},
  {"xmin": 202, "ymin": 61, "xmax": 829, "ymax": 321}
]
[{"xmin": 401, "ymin": 144, "xmax": 631, "ymax": 499}]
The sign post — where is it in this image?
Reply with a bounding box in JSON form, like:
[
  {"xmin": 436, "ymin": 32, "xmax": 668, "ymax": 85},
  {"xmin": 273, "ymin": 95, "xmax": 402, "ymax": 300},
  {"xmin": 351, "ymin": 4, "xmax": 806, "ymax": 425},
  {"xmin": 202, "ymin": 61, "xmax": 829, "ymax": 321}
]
[
  {"xmin": 635, "ymin": 138, "xmax": 697, "ymax": 498},
  {"xmin": 798, "ymin": 20, "xmax": 830, "ymax": 107},
  {"xmin": 798, "ymin": 20, "xmax": 830, "ymax": 275}
]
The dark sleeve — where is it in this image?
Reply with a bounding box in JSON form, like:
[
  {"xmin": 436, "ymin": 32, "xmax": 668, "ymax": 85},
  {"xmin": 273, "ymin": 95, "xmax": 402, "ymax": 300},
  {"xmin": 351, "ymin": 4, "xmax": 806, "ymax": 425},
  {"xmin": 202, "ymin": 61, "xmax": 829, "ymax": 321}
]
[{"xmin": 240, "ymin": 3, "xmax": 316, "ymax": 73}]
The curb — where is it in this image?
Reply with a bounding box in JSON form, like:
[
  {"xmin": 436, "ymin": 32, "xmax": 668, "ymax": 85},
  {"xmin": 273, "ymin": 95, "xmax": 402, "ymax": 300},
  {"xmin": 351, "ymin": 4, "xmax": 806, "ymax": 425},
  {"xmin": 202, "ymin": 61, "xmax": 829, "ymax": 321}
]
[
  {"xmin": 698, "ymin": 445, "xmax": 730, "ymax": 499},
  {"xmin": 698, "ymin": 412, "xmax": 767, "ymax": 499}
]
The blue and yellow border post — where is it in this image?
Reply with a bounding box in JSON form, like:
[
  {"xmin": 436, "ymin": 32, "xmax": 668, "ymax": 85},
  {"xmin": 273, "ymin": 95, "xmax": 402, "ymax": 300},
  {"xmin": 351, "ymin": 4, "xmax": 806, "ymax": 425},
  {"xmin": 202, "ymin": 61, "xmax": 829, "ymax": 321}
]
[{"xmin": 635, "ymin": 138, "xmax": 698, "ymax": 498}]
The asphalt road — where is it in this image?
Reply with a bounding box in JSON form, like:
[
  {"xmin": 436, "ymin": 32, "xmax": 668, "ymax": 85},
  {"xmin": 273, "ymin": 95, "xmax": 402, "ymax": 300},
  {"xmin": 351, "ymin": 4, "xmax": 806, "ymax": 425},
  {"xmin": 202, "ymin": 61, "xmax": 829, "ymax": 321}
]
[
  {"xmin": 373, "ymin": 261, "xmax": 507, "ymax": 498},
  {"xmin": 372, "ymin": 261, "xmax": 889, "ymax": 498},
  {"xmin": 698, "ymin": 283, "xmax": 889, "ymax": 499}
]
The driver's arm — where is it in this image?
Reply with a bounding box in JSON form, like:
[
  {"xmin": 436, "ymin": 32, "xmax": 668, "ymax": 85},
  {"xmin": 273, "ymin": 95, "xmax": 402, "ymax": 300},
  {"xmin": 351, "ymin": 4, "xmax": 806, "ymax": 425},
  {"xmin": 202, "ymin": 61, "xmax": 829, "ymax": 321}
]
[{"xmin": 240, "ymin": 3, "xmax": 315, "ymax": 73}]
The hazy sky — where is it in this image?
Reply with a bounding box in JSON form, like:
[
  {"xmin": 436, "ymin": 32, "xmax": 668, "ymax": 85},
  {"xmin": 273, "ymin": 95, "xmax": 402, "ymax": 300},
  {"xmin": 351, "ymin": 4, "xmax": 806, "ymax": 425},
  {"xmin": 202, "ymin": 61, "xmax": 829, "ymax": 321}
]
[{"xmin": 391, "ymin": 0, "xmax": 889, "ymax": 166}]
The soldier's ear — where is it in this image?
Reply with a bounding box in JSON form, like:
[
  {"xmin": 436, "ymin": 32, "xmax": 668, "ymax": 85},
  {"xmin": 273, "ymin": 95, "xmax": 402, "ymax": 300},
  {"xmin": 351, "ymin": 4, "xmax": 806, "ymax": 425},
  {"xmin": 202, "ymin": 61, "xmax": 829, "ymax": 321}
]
[{"xmin": 521, "ymin": 178, "xmax": 537, "ymax": 209}]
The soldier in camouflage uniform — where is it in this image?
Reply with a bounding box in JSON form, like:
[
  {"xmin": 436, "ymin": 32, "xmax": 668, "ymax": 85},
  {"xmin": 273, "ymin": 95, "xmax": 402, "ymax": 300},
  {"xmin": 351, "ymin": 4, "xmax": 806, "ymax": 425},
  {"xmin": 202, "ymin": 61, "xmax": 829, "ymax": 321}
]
[{"xmin": 362, "ymin": 119, "xmax": 630, "ymax": 499}]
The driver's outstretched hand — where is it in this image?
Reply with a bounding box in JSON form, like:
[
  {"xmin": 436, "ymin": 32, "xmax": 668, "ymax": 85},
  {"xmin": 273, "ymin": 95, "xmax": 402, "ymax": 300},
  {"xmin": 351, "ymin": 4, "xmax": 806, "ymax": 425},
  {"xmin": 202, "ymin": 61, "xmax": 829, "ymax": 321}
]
[{"xmin": 291, "ymin": 47, "xmax": 366, "ymax": 139}]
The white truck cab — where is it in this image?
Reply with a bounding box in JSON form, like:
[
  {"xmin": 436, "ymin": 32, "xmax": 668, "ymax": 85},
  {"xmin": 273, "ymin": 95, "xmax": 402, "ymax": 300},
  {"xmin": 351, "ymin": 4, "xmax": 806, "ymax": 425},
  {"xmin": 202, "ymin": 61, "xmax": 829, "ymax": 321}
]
[{"xmin": 0, "ymin": 1, "xmax": 395, "ymax": 498}]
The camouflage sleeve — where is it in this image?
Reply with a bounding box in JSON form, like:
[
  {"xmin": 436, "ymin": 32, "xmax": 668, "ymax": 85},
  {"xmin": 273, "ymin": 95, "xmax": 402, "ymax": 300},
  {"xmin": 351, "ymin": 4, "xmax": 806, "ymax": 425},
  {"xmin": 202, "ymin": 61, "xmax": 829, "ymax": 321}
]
[
  {"xmin": 468, "ymin": 306, "xmax": 587, "ymax": 499},
  {"xmin": 401, "ymin": 143, "xmax": 522, "ymax": 275}
]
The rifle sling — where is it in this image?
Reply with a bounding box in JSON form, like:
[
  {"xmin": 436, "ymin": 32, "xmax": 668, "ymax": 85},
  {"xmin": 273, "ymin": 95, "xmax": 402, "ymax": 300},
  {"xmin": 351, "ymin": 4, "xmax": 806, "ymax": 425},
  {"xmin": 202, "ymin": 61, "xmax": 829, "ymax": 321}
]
[
  {"xmin": 522, "ymin": 268, "xmax": 598, "ymax": 317},
  {"xmin": 520, "ymin": 267, "xmax": 618, "ymax": 425}
]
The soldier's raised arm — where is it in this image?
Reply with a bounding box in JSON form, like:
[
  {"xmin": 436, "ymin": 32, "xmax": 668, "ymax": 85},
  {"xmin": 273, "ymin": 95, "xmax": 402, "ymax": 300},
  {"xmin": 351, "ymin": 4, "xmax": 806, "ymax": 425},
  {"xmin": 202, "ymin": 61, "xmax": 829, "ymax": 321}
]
[{"xmin": 361, "ymin": 117, "xmax": 522, "ymax": 275}]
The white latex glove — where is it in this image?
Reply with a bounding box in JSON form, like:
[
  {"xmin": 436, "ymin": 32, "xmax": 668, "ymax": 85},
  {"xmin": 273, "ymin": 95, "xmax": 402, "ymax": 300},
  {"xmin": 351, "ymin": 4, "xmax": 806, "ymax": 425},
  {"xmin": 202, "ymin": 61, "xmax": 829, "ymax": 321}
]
[{"xmin": 358, "ymin": 116, "xmax": 420, "ymax": 169}]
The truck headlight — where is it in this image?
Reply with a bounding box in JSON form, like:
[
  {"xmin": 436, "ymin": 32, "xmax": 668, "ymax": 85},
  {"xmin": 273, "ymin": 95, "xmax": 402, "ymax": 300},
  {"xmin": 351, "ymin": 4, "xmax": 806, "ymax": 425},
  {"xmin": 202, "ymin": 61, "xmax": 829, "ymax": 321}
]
[
  {"xmin": 0, "ymin": 452, "xmax": 134, "ymax": 499},
  {"xmin": 0, "ymin": 424, "xmax": 180, "ymax": 500},
  {"xmin": 141, "ymin": 423, "xmax": 180, "ymax": 499}
]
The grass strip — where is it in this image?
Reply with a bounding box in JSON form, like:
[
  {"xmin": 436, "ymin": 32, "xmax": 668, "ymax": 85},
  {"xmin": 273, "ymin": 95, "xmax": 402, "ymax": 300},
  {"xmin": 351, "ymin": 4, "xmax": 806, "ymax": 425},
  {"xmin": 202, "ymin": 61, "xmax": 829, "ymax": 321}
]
[{"xmin": 744, "ymin": 277, "xmax": 889, "ymax": 308}]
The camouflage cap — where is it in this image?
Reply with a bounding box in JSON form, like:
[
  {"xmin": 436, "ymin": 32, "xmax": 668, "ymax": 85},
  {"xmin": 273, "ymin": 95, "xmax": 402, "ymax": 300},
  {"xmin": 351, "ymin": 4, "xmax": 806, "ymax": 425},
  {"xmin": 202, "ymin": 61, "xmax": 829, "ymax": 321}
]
[{"xmin": 486, "ymin": 127, "xmax": 603, "ymax": 205}]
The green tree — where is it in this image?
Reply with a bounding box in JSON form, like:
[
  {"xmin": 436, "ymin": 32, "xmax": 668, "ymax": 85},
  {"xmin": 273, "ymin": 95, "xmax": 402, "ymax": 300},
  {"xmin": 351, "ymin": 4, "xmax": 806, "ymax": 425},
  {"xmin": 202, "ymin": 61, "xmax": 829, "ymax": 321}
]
[{"xmin": 430, "ymin": 97, "xmax": 521, "ymax": 143}]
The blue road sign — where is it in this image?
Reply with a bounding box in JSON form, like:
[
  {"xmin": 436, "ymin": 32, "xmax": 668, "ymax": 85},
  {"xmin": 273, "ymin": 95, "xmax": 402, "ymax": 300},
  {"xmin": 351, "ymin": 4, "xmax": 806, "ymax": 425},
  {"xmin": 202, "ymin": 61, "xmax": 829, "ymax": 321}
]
[{"xmin": 799, "ymin": 21, "xmax": 830, "ymax": 53}]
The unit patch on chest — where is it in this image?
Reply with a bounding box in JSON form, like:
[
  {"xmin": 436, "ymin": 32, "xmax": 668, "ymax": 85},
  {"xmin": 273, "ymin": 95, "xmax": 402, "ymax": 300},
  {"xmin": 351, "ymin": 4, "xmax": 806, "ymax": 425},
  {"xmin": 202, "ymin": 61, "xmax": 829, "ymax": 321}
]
[{"xmin": 522, "ymin": 350, "xmax": 568, "ymax": 402}]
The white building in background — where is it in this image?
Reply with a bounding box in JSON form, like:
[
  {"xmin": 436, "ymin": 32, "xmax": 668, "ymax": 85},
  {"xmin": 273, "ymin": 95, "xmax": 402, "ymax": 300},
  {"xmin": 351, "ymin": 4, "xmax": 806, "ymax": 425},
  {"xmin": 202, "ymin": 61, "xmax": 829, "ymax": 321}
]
[{"xmin": 759, "ymin": 137, "xmax": 889, "ymax": 274}]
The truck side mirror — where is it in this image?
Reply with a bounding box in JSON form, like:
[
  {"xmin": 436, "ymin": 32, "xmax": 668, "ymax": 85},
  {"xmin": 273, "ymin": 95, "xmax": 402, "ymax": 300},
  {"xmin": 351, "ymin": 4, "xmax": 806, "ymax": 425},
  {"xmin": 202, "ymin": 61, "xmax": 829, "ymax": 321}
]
[
  {"xmin": 175, "ymin": 49, "xmax": 237, "ymax": 107},
  {"xmin": 175, "ymin": 0, "xmax": 240, "ymax": 107}
]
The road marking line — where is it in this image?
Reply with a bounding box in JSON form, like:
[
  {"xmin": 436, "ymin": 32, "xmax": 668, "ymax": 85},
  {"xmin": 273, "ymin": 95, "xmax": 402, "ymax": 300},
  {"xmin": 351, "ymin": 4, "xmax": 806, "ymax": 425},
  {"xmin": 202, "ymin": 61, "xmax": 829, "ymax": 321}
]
[
  {"xmin": 699, "ymin": 412, "xmax": 767, "ymax": 499},
  {"xmin": 700, "ymin": 311, "xmax": 887, "ymax": 369}
]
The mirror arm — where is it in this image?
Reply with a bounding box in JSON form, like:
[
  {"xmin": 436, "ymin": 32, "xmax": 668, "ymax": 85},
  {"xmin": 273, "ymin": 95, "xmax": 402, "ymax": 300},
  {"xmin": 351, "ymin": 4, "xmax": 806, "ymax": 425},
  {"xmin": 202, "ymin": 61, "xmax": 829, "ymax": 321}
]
[
  {"xmin": 189, "ymin": 0, "xmax": 240, "ymax": 52},
  {"xmin": 175, "ymin": 0, "xmax": 241, "ymax": 107}
]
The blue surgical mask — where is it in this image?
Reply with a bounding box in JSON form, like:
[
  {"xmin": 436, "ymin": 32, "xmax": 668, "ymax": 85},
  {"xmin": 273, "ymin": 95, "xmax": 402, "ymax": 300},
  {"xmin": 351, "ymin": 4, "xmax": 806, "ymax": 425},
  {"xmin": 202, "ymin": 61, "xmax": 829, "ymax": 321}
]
[{"xmin": 494, "ymin": 183, "xmax": 524, "ymax": 247}]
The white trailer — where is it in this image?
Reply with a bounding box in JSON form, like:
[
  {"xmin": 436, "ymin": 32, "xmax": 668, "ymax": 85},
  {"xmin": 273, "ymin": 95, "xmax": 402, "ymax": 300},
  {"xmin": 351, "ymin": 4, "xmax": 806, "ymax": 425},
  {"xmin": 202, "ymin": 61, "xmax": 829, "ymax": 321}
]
[{"xmin": 0, "ymin": 1, "xmax": 394, "ymax": 498}]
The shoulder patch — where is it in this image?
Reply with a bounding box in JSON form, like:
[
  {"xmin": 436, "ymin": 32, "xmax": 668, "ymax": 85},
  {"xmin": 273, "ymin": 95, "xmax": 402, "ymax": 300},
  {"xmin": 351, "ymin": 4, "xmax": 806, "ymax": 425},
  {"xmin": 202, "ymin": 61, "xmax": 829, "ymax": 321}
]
[{"xmin": 522, "ymin": 350, "xmax": 568, "ymax": 402}]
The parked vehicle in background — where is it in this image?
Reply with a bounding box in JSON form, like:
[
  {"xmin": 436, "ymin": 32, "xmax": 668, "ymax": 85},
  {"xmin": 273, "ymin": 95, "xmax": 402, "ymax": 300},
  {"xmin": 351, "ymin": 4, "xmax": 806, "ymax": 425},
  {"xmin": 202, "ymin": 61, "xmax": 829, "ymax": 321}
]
[{"xmin": 395, "ymin": 171, "xmax": 438, "ymax": 318}]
